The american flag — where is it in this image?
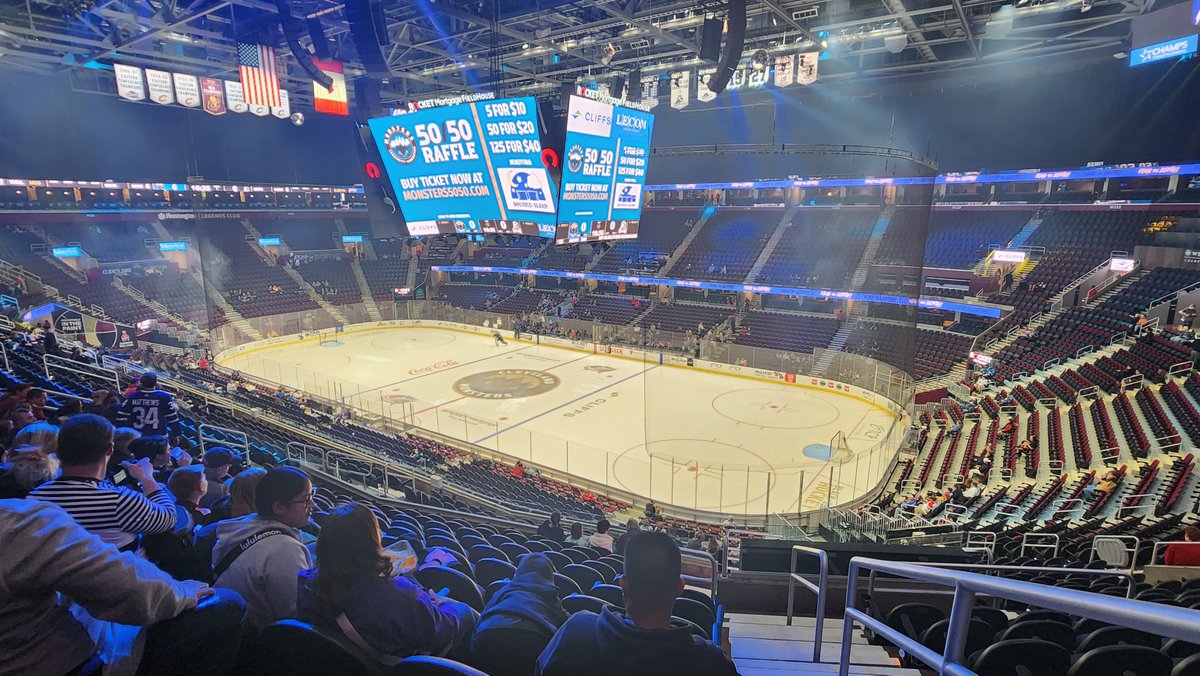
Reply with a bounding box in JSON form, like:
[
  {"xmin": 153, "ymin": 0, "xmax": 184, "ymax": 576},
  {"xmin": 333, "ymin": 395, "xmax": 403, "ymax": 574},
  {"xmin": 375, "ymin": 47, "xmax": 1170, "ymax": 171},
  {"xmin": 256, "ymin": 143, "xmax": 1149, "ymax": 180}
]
[{"xmin": 238, "ymin": 42, "xmax": 280, "ymax": 108}]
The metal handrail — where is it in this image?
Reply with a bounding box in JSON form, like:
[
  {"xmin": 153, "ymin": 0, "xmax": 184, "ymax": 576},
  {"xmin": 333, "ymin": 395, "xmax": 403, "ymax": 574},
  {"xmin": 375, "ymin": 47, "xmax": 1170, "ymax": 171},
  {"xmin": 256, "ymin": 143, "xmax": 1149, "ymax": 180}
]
[
  {"xmin": 719, "ymin": 529, "xmax": 780, "ymax": 577},
  {"xmin": 841, "ymin": 557, "xmax": 1200, "ymax": 676},
  {"xmin": 679, "ymin": 546, "xmax": 723, "ymax": 643},
  {"xmin": 43, "ymin": 352, "xmax": 120, "ymax": 394},
  {"xmin": 865, "ymin": 562, "xmax": 1138, "ymax": 601},
  {"xmin": 197, "ymin": 423, "xmax": 250, "ymax": 455},
  {"xmin": 785, "ymin": 545, "xmax": 829, "ymax": 662},
  {"xmin": 1020, "ymin": 532, "xmax": 1060, "ymax": 558},
  {"xmin": 1150, "ymin": 540, "xmax": 1200, "ymax": 565}
]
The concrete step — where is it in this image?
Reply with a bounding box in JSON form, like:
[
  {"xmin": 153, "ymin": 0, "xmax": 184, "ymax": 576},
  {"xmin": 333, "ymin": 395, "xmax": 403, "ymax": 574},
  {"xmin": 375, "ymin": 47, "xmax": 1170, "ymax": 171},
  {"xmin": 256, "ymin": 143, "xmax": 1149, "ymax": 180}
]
[
  {"xmin": 734, "ymin": 659, "xmax": 920, "ymax": 675},
  {"xmin": 731, "ymin": 638, "xmax": 900, "ymax": 666},
  {"xmin": 728, "ymin": 622, "xmax": 870, "ymax": 644}
]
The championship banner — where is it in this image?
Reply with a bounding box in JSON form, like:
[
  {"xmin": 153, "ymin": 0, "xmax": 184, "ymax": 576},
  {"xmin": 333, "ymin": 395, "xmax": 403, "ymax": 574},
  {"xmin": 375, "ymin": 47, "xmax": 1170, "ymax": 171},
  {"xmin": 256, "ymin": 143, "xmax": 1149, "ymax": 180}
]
[
  {"xmin": 696, "ymin": 67, "xmax": 717, "ymax": 102},
  {"xmin": 313, "ymin": 59, "xmax": 348, "ymax": 116},
  {"xmin": 248, "ymin": 101, "xmax": 269, "ymax": 117},
  {"xmin": 145, "ymin": 69, "xmax": 174, "ymax": 105},
  {"xmin": 774, "ymin": 54, "xmax": 795, "ymax": 87},
  {"xmin": 224, "ymin": 80, "xmax": 248, "ymax": 113},
  {"xmin": 640, "ymin": 77, "xmax": 659, "ymax": 107},
  {"xmin": 670, "ymin": 70, "xmax": 690, "ymax": 109},
  {"xmin": 270, "ymin": 90, "xmax": 291, "ymax": 119},
  {"xmin": 174, "ymin": 73, "xmax": 201, "ymax": 108},
  {"xmin": 200, "ymin": 78, "xmax": 226, "ymax": 115},
  {"xmin": 113, "ymin": 64, "xmax": 146, "ymax": 102},
  {"xmin": 798, "ymin": 52, "xmax": 819, "ymax": 85}
]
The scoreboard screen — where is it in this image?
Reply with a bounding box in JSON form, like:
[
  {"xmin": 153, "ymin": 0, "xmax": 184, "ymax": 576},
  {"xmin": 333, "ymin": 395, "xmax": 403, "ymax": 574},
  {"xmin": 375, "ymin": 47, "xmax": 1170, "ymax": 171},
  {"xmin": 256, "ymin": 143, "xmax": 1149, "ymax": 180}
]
[
  {"xmin": 368, "ymin": 97, "xmax": 558, "ymax": 237},
  {"xmin": 555, "ymin": 95, "xmax": 655, "ymax": 245}
]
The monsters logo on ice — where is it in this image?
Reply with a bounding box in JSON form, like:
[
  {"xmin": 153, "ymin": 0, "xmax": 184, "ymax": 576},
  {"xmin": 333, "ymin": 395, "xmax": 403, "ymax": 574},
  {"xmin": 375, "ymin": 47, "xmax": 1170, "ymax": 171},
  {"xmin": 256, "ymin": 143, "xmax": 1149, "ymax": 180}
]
[
  {"xmin": 567, "ymin": 145, "xmax": 585, "ymax": 173},
  {"xmin": 453, "ymin": 369, "xmax": 561, "ymax": 399},
  {"xmin": 383, "ymin": 125, "xmax": 417, "ymax": 164},
  {"xmin": 508, "ymin": 171, "xmax": 546, "ymax": 202}
]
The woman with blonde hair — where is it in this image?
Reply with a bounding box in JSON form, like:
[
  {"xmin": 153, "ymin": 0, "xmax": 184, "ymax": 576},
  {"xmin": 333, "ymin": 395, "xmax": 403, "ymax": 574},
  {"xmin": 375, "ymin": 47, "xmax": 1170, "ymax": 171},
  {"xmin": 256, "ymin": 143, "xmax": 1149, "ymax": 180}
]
[
  {"xmin": 12, "ymin": 421, "xmax": 58, "ymax": 454},
  {"xmin": 206, "ymin": 466, "xmax": 268, "ymax": 522},
  {"xmin": 0, "ymin": 421, "xmax": 60, "ymax": 498}
]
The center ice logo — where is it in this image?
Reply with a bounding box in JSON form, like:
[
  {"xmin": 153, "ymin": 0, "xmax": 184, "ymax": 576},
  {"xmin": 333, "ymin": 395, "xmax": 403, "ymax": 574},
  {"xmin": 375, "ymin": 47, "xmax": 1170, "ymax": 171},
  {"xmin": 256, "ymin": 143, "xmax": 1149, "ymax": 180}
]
[{"xmin": 453, "ymin": 369, "xmax": 561, "ymax": 399}]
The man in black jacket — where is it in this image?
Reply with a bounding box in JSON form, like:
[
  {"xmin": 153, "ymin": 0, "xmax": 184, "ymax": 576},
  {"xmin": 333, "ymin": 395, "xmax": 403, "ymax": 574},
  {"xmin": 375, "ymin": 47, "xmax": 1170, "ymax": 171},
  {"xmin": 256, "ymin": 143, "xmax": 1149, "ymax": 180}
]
[
  {"xmin": 471, "ymin": 553, "xmax": 568, "ymax": 675},
  {"xmin": 537, "ymin": 532, "xmax": 737, "ymax": 676},
  {"xmin": 536, "ymin": 511, "xmax": 565, "ymax": 543}
]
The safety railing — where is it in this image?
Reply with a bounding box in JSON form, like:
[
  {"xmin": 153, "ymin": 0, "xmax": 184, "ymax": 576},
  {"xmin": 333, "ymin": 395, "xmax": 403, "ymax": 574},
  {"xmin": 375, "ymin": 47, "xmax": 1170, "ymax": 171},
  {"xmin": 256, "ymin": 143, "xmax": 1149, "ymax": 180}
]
[
  {"xmin": 785, "ymin": 545, "xmax": 829, "ymax": 661},
  {"xmin": 1020, "ymin": 532, "xmax": 1060, "ymax": 558},
  {"xmin": 1150, "ymin": 540, "xmax": 1200, "ymax": 565},
  {"xmin": 864, "ymin": 562, "xmax": 1138, "ymax": 603},
  {"xmin": 197, "ymin": 423, "xmax": 250, "ymax": 456},
  {"xmin": 719, "ymin": 529, "xmax": 780, "ymax": 577},
  {"xmin": 841, "ymin": 557, "xmax": 1198, "ymax": 675},
  {"xmin": 43, "ymin": 352, "xmax": 120, "ymax": 394},
  {"xmin": 679, "ymin": 547, "xmax": 722, "ymax": 644}
]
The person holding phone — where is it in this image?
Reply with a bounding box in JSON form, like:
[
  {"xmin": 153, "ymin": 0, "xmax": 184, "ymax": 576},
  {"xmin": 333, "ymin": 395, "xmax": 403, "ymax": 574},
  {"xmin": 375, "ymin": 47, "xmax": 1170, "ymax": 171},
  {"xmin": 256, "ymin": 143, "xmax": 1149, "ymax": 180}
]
[{"xmin": 28, "ymin": 414, "xmax": 177, "ymax": 551}]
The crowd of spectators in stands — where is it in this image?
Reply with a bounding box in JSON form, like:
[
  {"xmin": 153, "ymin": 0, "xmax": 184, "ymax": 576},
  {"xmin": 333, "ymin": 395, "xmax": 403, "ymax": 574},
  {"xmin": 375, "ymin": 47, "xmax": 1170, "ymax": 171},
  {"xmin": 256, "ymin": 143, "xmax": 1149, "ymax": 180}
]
[{"xmin": 0, "ymin": 323, "xmax": 737, "ymax": 675}]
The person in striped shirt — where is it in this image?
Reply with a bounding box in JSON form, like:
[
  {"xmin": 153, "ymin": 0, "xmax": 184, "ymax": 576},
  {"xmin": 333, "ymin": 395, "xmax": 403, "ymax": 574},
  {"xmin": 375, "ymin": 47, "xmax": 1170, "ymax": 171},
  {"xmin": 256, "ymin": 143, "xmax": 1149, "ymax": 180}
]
[{"xmin": 29, "ymin": 414, "xmax": 177, "ymax": 550}]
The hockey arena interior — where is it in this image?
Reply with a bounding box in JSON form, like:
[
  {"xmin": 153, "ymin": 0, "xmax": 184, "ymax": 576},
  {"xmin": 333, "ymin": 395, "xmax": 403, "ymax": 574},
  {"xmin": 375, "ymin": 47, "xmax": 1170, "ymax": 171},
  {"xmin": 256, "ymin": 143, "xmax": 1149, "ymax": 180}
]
[{"xmin": 3, "ymin": 0, "xmax": 1200, "ymax": 674}]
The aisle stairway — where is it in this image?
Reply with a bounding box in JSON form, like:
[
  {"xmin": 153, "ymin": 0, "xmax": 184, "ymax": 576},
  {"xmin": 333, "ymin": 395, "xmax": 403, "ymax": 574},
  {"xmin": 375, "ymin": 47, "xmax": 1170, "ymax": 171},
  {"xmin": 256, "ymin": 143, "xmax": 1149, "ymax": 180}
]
[
  {"xmin": 849, "ymin": 206, "xmax": 895, "ymax": 291},
  {"xmin": 726, "ymin": 613, "xmax": 916, "ymax": 675},
  {"xmin": 659, "ymin": 210, "xmax": 715, "ymax": 277},
  {"xmin": 746, "ymin": 206, "xmax": 800, "ymax": 282}
]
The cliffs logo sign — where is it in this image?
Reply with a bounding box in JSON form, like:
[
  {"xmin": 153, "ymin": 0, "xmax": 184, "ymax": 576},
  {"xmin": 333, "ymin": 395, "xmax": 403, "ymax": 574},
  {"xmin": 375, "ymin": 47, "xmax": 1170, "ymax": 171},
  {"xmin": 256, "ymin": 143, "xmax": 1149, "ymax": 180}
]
[
  {"xmin": 453, "ymin": 369, "xmax": 561, "ymax": 399},
  {"xmin": 497, "ymin": 168, "xmax": 556, "ymax": 214}
]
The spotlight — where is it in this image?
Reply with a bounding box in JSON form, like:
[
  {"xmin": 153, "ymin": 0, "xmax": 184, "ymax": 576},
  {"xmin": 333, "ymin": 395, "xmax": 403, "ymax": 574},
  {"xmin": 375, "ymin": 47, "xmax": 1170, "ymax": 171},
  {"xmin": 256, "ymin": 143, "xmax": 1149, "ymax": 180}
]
[
  {"xmin": 884, "ymin": 34, "xmax": 907, "ymax": 53},
  {"xmin": 751, "ymin": 49, "xmax": 770, "ymax": 71}
]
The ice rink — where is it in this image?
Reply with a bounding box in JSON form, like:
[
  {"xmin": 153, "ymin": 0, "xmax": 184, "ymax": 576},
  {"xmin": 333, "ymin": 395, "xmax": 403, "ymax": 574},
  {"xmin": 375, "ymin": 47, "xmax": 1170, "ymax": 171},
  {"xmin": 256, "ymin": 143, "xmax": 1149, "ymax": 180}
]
[{"xmin": 219, "ymin": 325, "xmax": 904, "ymax": 515}]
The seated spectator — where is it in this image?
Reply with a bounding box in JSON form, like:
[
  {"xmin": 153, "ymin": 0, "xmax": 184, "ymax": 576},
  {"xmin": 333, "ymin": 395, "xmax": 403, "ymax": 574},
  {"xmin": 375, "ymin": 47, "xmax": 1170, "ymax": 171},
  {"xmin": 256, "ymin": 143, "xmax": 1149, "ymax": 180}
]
[
  {"xmin": 615, "ymin": 518, "xmax": 640, "ymax": 554},
  {"xmin": 28, "ymin": 414, "xmax": 176, "ymax": 550},
  {"xmin": 25, "ymin": 389, "xmax": 47, "ymax": 421},
  {"xmin": 50, "ymin": 398, "xmax": 83, "ymax": 425},
  {"xmin": 206, "ymin": 466, "xmax": 267, "ymax": 523},
  {"xmin": 143, "ymin": 466, "xmax": 212, "ymax": 581},
  {"xmin": 0, "ymin": 443, "xmax": 59, "ymax": 499},
  {"xmin": 12, "ymin": 420, "xmax": 58, "ymax": 455},
  {"xmin": 568, "ymin": 522, "xmax": 589, "ymax": 547},
  {"xmin": 297, "ymin": 502, "xmax": 475, "ymax": 663},
  {"xmin": 208, "ymin": 466, "xmax": 314, "ymax": 629},
  {"xmin": 537, "ymin": 510, "xmax": 566, "ymax": 543},
  {"xmin": 471, "ymin": 553, "xmax": 568, "ymax": 676},
  {"xmin": 1083, "ymin": 469, "xmax": 1119, "ymax": 501},
  {"xmin": 106, "ymin": 427, "xmax": 140, "ymax": 478},
  {"xmin": 0, "ymin": 498, "xmax": 247, "ymax": 676},
  {"xmin": 587, "ymin": 518, "xmax": 614, "ymax": 553},
  {"xmin": 6, "ymin": 405, "xmax": 35, "ymax": 436},
  {"xmin": 128, "ymin": 434, "xmax": 178, "ymax": 483},
  {"xmin": 1164, "ymin": 526, "xmax": 1200, "ymax": 566},
  {"xmin": 0, "ymin": 383, "xmax": 33, "ymax": 418},
  {"xmin": 199, "ymin": 447, "xmax": 237, "ymax": 509},
  {"xmin": 537, "ymin": 531, "xmax": 737, "ymax": 676}
]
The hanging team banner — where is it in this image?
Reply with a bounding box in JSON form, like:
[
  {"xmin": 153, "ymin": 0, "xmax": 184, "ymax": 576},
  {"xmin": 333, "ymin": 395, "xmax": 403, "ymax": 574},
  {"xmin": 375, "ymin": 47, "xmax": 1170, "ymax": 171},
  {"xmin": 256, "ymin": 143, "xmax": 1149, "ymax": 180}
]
[
  {"xmin": 224, "ymin": 80, "xmax": 248, "ymax": 113},
  {"xmin": 797, "ymin": 52, "xmax": 819, "ymax": 85},
  {"xmin": 774, "ymin": 55, "xmax": 795, "ymax": 87},
  {"xmin": 270, "ymin": 90, "xmax": 291, "ymax": 119},
  {"xmin": 247, "ymin": 100, "xmax": 269, "ymax": 117},
  {"xmin": 670, "ymin": 70, "xmax": 690, "ymax": 109},
  {"xmin": 696, "ymin": 67, "xmax": 717, "ymax": 102},
  {"xmin": 312, "ymin": 59, "xmax": 348, "ymax": 116},
  {"xmin": 113, "ymin": 64, "xmax": 146, "ymax": 101},
  {"xmin": 200, "ymin": 78, "xmax": 226, "ymax": 115},
  {"xmin": 640, "ymin": 77, "xmax": 659, "ymax": 107},
  {"xmin": 173, "ymin": 73, "xmax": 201, "ymax": 107},
  {"xmin": 144, "ymin": 69, "xmax": 174, "ymax": 105}
]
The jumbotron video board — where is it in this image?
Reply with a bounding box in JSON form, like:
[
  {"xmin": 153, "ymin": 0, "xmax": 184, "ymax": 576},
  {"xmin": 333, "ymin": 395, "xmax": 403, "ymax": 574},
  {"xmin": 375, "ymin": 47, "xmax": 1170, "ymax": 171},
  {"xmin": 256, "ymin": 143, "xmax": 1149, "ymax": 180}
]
[
  {"xmin": 367, "ymin": 96, "xmax": 558, "ymax": 237},
  {"xmin": 555, "ymin": 94, "xmax": 655, "ymax": 245}
]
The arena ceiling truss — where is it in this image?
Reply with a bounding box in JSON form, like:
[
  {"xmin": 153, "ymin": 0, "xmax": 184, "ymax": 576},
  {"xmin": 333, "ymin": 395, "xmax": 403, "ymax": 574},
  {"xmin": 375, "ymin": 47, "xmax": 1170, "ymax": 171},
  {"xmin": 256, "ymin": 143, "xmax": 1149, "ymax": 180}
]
[{"xmin": 0, "ymin": 0, "xmax": 1157, "ymax": 106}]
